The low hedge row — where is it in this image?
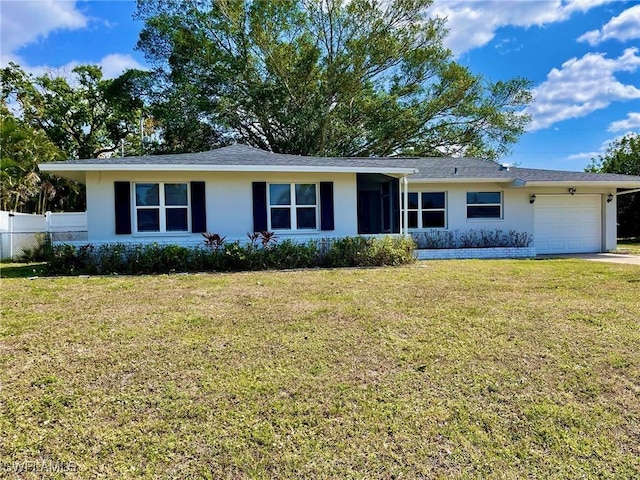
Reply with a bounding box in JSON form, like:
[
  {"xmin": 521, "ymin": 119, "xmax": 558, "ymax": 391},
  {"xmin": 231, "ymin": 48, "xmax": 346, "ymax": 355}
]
[{"xmin": 45, "ymin": 236, "xmax": 415, "ymax": 275}]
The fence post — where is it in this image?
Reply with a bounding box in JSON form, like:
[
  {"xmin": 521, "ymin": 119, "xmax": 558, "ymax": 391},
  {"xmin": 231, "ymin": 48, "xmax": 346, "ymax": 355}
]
[{"xmin": 8, "ymin": 212, "xmax": 15, "ymax": 260}]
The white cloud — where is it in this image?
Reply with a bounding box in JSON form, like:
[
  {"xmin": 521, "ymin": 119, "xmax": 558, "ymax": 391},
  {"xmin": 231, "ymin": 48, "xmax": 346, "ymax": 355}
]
[
  {"xmin": 525, "ymin": 48, "xmax": 640, "ymax": 131},
  {"xmin": 97, "ymin": 53, "xmax": 146, "ymax": 78},
  {"xmin": 578, "ymin": 4, "xmax": 640, "ymax": 45},
  {"xmin": 0, "ymin": 1, "xmax": 145, "ymax": 79},
  {"xmin": 429, "ymin": 0, "xmax": 617, "ymax": 55},
  {"xmin": 608, "ymin": 112, "xmax": 640, "ymax": 132},
  {"xmin": 566, "ymin": 151, "xmax": 600, "ymax": 160},
  {"xmin": 0, "ymin": 0, "xmax": 87, "ymax": 63},
  {"xmin": 28, "ymin": 54, "xmax": 146, "ymax": 80}
]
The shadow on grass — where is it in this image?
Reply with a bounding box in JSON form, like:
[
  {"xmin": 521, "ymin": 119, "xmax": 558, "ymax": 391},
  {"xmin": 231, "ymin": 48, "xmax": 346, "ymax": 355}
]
[{"xmin": 0, "ymin": 263, "xmax": 48, "ymax": 279}]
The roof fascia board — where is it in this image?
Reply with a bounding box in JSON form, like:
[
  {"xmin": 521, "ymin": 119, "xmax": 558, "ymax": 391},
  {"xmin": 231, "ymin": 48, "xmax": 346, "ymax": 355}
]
[
  {"xmin": 524, "ymin": 180, "xmax": 640, "ymax": 187},
  {"xmin": 39, "ymin": 163, "xmax": 417, "ymax": 175},
  {"xmin": 407, "ymin": 177, "xmax": 513, "ymax": 184}
]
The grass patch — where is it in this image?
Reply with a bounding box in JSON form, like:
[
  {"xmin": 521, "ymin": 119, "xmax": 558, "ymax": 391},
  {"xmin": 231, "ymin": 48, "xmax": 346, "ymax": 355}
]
[
  {"xmin": 617, "ymin": 237, "xmax": 640, "ymax": 254},
  {"xmin": 1, "ymin": 260, "xmax": 639, "ymax": 478}
]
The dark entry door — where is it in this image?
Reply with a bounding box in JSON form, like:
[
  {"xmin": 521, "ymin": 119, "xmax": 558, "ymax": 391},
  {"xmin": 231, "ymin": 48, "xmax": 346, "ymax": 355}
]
[{"xmin": 356, "ymin": 173, "xmax": 399, "ymax": 235}]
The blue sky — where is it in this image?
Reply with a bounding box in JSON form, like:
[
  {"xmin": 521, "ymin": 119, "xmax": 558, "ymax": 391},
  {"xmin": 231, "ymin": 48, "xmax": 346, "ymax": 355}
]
[{"xmin": 1, "ymin": 0, "xmax": 639, "ymax": 171}]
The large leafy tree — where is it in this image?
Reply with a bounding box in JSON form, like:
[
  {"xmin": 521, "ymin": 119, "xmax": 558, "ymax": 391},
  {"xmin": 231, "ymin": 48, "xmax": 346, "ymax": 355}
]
[
  {"xmin": 1, "ymin": 64, "xmax": 145, "ymax": 159},
  {"xmin": 0, "ymin": 104, "xmax": 83, "ymax": 212},
  {"xmin": 587, "ymin": 133, "xmax": 640, "ymax": 238},
  {"xmin": 1, "ymin": 64, "xmax": 149, "ymax": 211},
  {"xmin": 135, "ymin": 0, "xmax": 532, "ymax": 159}
]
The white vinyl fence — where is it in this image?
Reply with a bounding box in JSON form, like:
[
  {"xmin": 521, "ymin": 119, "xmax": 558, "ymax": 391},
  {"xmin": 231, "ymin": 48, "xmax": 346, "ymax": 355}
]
[{"xmin": 0, "ymin": 211, "xmax": 87, "ymax": 260}]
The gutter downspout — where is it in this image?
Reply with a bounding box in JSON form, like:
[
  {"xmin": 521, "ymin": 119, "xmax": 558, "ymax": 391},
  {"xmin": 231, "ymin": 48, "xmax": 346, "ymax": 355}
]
[{"xmin": 616, "ymin": 188, "xmax": 640, "ymax": 195}]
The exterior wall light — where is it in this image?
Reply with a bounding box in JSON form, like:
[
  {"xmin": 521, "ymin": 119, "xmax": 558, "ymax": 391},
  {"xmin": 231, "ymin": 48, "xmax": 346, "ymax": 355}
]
[
  {"xmin": 568, "ymin": 188, "xmax": 576, "ymax": 195},
  {"xmin": 607, "ymin": 193, "xmax": 614, "ymax": 203},
  {"xmin": 529, "ymin": 194, "xmax": 536, "ymax": 204}
]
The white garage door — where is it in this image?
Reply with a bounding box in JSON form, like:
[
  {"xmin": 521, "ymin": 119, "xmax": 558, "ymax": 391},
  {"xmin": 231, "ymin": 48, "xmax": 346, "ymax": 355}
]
[{"xmin": 534, "ymin": 195, "xmax": 602, "ymax": 254}]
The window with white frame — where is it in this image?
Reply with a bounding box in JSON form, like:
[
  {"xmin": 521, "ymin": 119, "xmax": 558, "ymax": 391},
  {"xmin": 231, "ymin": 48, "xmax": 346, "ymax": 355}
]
[
  {"xmin": 134, "ymin": 182, "xmax": 189, "ymax": 232},
  {"xmin": 405, "ymin": 192, "xmax": 446, "ymax": 229},
  {"xmin": 466, "ymin": 191, "xmax": 502, "ymax": 219},
  {"xmin": 268, "ymin": 183, "xmax": 318, "ymax": 230}
]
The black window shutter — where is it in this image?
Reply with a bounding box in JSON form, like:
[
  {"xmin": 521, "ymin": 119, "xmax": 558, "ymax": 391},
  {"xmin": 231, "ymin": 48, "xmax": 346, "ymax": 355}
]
[
  {"xmin": 190, "ymin": 181, "xmax": 207, "ymax": 233},
  {"xmin": 252, "ymin": 182, "xmax": 268, "ymax": 232},
  {"xmin": 114, "ymin": 181, "xmax": 131, "ymax": 235},
  {"xmin": 320, "ymin": 181, "xmax": 335, "ymax": 231}
]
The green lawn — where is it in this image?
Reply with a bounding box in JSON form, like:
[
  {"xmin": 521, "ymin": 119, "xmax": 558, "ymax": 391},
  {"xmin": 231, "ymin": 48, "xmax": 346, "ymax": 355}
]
[
  {"xmin": 1, "ymin": 260, "xmax": 639, "ymax": 478},
  {"xmin": 617, "ymin": 237, "xmax": 640, "ymax": 254}
]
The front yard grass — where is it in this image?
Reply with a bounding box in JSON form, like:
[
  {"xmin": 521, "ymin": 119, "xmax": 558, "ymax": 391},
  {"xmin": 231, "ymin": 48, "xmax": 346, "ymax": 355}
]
[
  {"xmin": 1, "ymin": 259, "xmax": 639, "ymax": 478},
  {"xmin": 617, "ymin": 237, "xmax": 640, "ymax": 254}
]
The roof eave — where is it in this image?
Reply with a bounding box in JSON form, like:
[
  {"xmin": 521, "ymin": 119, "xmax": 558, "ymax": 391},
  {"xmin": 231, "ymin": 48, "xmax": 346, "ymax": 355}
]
[
  {"xmin": 38, "ymin": 163, "xmax": 417, "ymax": 176},
  {"xmin": 524, "ymin": 180, "xmax": 640, "ymax": 188},
  {"xmin": 407, "ymin": 177, "xmax": 513, "ymax": 184}
]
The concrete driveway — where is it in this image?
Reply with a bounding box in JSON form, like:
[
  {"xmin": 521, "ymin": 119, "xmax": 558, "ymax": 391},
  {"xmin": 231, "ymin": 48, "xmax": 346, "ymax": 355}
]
[{"xmin": 538, "ymin": 253, "xmax": 640, "ymax": 265}]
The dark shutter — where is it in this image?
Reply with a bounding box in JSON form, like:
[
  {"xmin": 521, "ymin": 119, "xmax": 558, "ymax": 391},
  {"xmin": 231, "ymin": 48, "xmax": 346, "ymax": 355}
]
[
  {"xmin": 190, "ymin": 181, "xmax": 207, "ymax": 233},
  {"xmin": 319, "ymin": 181, "xmax": 334, "ymax": 231},
  {"xmin": 114, "ymin": 181, "xmax": 131, "ymax": 235},
  {"xmin": 252, "ymin": 182, "xmax": 268, "ymax": 232}
]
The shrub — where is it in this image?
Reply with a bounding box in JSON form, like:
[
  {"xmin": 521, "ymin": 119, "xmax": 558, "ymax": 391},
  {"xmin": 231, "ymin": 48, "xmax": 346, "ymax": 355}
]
[
  {"xmin": 411, "ymin": 230, "xmax": 455, "ymax": 249},
  {"xmin": 44, "ymin": 235, "xmax": 415, "ymax": 275},
  {"xmin": 202, "ymin": 232, "xmax": 226, "ymax": 250},
  {"xmin": 412, "ymin": 229, "xmax": 533, "ymax": 249},
  {"xmin": 47, "ymin": 243, "xmax": 95, "ymax": 275},
  {"xmin": 319, "ymin": 236, "xmax": 415, "ymax": 268},
  {"xmin": 368, "ymin": 236, "xmax": 416, "ymax": 266},
  {"xmin": 321, "ymin": 236, "xmax": 372, "ymax": 267}
]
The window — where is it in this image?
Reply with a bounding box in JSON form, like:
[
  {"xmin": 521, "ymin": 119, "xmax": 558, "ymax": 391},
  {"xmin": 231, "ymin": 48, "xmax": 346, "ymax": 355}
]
[
  {"xmin": 404, "ymin": 192, "xmax": 446, "ymax": 229},
  {"xmin": 134, "ymin": 182, "xmax": 189, "ymax": 232},
  {"xmin": 268, "ymin": 183, "xmax": 318, "ymax": 230},
  {"xmin": 466, "ymin": 191, "xmax": 502, "ymax": 219}
]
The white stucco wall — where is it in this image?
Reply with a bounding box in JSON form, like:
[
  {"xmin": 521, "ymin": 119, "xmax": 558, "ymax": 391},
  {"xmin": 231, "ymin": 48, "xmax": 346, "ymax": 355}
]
[
  {"xmin": 407, "ymin": 183, "xmax": 618, "ymax": 252},
  {"xmin": 85, "ymin": 171, "xmax": 358, "ymax": 245},
  {"xmin": 406, "ymin": 183, "xmax": 534, "ymax": 234},
  {"xmin": 84, "ymin": 172, "xmax": 619, "ymax": 252}
]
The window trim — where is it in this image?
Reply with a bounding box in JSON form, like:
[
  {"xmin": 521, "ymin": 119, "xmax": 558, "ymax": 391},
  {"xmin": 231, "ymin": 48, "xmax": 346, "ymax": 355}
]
[
  {"xmin": 466, "ymin": 191, "xmax": 503, "ymax": 220},
  {"xmin": 133, "ymin": 181, "xmax": 191, "ymax": 234},
  {"xmin": 267, "ymin": 182, "xmax": 319, "ymax": 232},
  {"xmin": 406, "ymin": 191, "xmax": 447, "ymax": 229}
]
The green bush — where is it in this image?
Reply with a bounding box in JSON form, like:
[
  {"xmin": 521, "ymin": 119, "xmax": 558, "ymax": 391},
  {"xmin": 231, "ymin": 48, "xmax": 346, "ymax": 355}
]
[
  {"xmin": 45, "ymin": 236, "xmax": 415, "ymax": 275},
  {"xmin": 321, "ymin": 236, "xmax": 372, "ymax": 267},
  {"xmin": 368, "ymin": 235, "xmax": 416, "ymax": 266},
  {"xmin": 412, "ymin": 229, "xmax": 533, "ymax": 249},
  {"xmin": 319, "ymin": 236, "xmax": 415, "ymax": 267}
]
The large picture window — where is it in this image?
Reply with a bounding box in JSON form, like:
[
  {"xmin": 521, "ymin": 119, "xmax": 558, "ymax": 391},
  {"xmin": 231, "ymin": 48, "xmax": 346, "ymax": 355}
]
[
  {"xmin": 134, "ymin": 182, "xmax": 189, "ymax": 232},
  {"xmin": 268, "ymin": 183, "xmax": 318, "ymax": 230},
  {"xmin": 405, "ymin": 192, "xmax": 446, "ymax": 229},
  {"xmin": 466, "ymin": 191, "xmax": 502, "ymax": 219}
]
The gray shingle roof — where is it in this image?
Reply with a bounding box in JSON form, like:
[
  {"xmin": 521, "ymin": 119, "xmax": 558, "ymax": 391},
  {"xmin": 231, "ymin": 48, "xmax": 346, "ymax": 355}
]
[
  {"xmin": 509, "ymin": 167, "xmax": 640, "ymax": 182},
  {"xmin": 41, "ymin": 144, "xmax": 640, "ymax": 183},
  {"xmin": 49, "ymin": 144, "xmax": 412, "ymax": 170}
]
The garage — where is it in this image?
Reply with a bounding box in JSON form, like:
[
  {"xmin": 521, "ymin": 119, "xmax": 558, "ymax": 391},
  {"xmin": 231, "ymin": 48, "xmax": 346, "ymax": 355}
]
[{"xmin": 534, "ymin": 195, "xmax": 602, "ymax": 254}]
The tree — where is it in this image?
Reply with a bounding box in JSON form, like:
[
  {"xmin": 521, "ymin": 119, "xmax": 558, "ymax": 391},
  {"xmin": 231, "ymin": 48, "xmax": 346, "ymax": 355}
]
[
  {"xmin": 1, "ymin": 63, "xmax": 145, "ymax": 159},
  {"xmin": 135, "ymin": 0, "xmax": 532, "ymax": 159},
  {"xmin": 0, "ymin": 104, "xmax": 82, "ymax": 213},
  {"xmin": 587, "ymin": 133, "xmax": 640, "ymax": 237},
  {"xmin": 147, "ymin": 79, "xmax": 232, "ymax": 154}
]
